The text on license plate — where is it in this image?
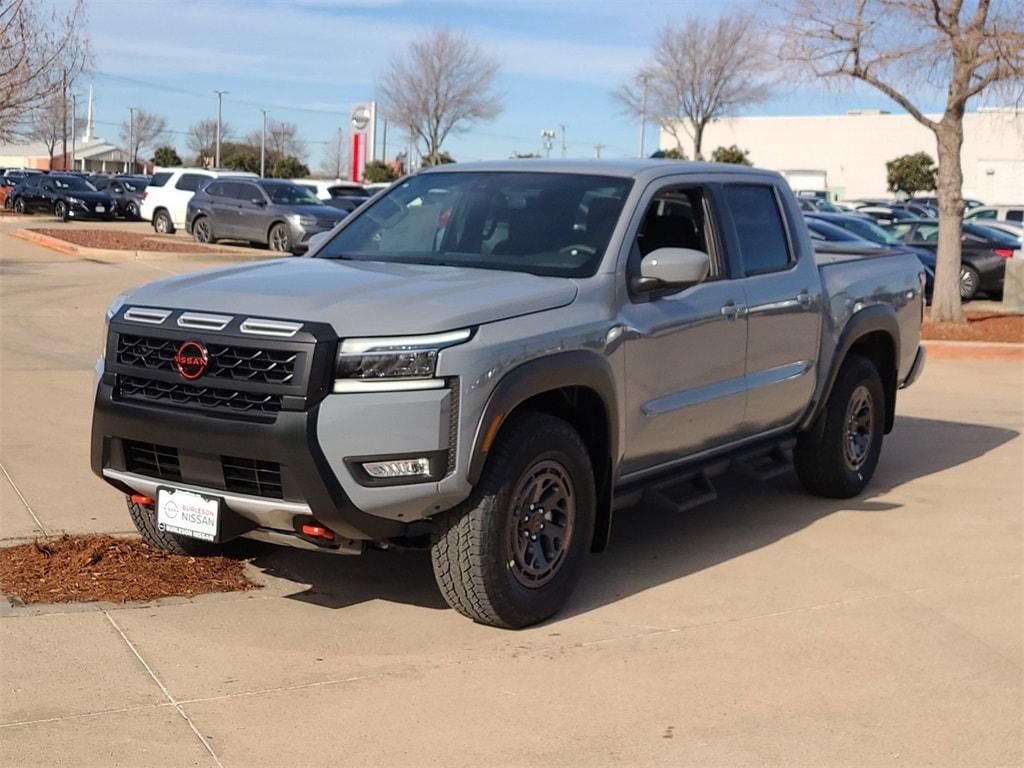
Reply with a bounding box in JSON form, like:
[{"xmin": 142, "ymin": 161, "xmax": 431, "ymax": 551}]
[
  {"xmin": 95, "ymin": 205, "xmax": 105, "ymax": 212},
  {"xmin": 157, "ymin": 487, "xmax": 219, "ymax": 541}
]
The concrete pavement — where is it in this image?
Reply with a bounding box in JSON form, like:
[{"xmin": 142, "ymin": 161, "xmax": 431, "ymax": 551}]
[{"xmin": 1, "ymin": 226, "xmax": 1021, "ymax": 766}]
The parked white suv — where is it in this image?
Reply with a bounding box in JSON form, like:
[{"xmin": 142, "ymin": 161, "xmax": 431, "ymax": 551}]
[{"xmin": 141, "ymin": 168, "xmax": 257, "ymax": 234}]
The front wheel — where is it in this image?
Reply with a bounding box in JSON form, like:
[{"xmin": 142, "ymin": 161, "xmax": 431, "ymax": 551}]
[
  {"xmin": 13, "ymin": 198, "xmax": 26, "ymax": 214},
  {"xmin": 268, "ymin": 223, "xmax": 292, "ymax": 253},
  {"xmin": 959, "ymin": 265, "xmax": 980, "ymax": 301},
  {"xmin": 126, "ymin": 498, "xmax": 222, "ymax": 557},
  {"xmin": 126, "ymin": 201, "xmax": 140, "ymax": 220},
  {"xmin": 193, "ymin": 216, "xmax": 214, "ymax": 244},
  {"xmin": 54, "ymin": 200, "xmax": 68, "ymax": 221},
  {"xmin": 430, "ymin": 412, "xmax": 595, "ymax": 628},
  {"xmin": 794, "ymin": 353, "xmax": 885, "ymax": 498}
]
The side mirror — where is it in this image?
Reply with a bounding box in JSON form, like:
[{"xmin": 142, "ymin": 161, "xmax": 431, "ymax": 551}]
[
  {"xmin": 633, "ymin": 247, "xmax": 710, "ymax": 294},
  {"xmin": 306, "ymin": 231, "xmax": 330, "ymax": 253}
]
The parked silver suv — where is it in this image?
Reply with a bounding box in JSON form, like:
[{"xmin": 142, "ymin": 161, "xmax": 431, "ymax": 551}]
[
  {"xmin": 186, "ymin": 178, "xmax": 347, "ymax": 253},
  {"xmin": 93, "ymin": 160, "xmax": 926, "ymax": 627}
]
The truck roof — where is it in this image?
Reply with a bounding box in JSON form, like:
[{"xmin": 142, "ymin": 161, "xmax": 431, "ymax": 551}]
[{"xmin": 420, "ymin": 158, "xmax": 783, "ymax": 183}]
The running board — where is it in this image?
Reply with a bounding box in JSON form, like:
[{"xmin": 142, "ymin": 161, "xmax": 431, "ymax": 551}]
[
  {"xmin": 642, "ymin": 471, "xmax": 718, "ymax": 515},
  {"xmin": 734, "ymin": 444, "xmax": 793, "ymax": 481}
]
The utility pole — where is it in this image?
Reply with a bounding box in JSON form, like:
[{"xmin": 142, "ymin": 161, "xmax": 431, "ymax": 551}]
[
  {"xmin": 638, "ymin": 74, "xmax": 649, "ymax": 158},
  {"xmin": 336, "ymin": 127, "xmax": 344, "ymax": 179},
  {"xmin": 260, "ymin": 109, "xmax": 268, "ymax": 177},
  {"xmin": 593, "ymin": 143, "xmax": 605, "ymax": 158},
  {"xmin": 70, "ymin": 93, "xmax": 77, "ymax": 172},
  {"xmin": 128, "ymin": 107, "xmax": 135, "ymax": 174},
  {"xmin": 60, "ymin": 69, "xmax": 68, "ymax": 170},
  {"xmin": 559, "ymin": 124, "xmax": 567, "ymax": 158},
  {"xmin": 214, "ymin": 90, "xmax": 227, "ymax": 168},
  {"xmin": 541, "ymin": 129, "xmax": 556, "ymax": 158}
]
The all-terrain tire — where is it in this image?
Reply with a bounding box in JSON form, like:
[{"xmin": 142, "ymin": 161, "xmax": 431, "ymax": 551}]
[
  {"xmin": 794, "ymin": 353, "xmax": 885, "ymax": 499},
  {"xmin": 430, "ymin": 412, "xmax": 596, "ymax": 628},
  {"xmin": 127, "ymin": 498, "xmax": 222, "ymax": 556}
]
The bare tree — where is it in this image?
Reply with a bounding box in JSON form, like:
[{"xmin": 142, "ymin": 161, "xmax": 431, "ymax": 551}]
[
  {"xmin": 613, "ymin": 15, "xmax": 772, "ymax": 160},
  {"xmin": 187, "ymin": 117, "xmax": 231, "ymax": 166},
  {"xmin": 28, "ymin": 91, "xmax": 64, "ymax": 167},
  {"xmin": 0, "ymin": 0, "xmax": 90, "ymax": 142},
  {"xmin": 319, "ymin": 129, "xmax": 346, "ymax": 178},
  {"xmin": 119, "ymin": 108, "xmax": 169, "ymax": 167},
  {"xmin": 774, "ymin": 0, "xmax": 1024, "ymax": 322},
  {"xmin": 244, "ymin": 118, "xmax": 305, "ymax": 164},
  {"xmin": 378, "ymin": 29, "xmax": 502, "ymax": 165}
]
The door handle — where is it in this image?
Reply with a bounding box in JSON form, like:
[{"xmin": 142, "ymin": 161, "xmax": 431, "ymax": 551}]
[
  {"xmin": 720, "ymin": 301, "xmax": 748, "ymax": 320},
  {"xmin": 796, "ymin": 290, "xmax": 814, "ymax": 310}
]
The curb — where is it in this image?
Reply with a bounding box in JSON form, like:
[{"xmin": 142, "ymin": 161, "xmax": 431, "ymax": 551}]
[
  {"xmin": 923, "ymin": 339, "xmax": 1024, "ymax": 361},
  {"xmin": 12, "ymin": 228, "xmax": 271, "ymax": 262}
]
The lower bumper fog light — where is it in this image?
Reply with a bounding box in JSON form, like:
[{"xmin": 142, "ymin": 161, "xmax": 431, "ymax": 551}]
[{"xmin": 362, "ymin": 458, "xmax": 431, "ymax": 479}]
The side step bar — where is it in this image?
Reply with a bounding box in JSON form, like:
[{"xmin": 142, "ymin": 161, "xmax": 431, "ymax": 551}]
[{"xmin": 643, "ymin": 470, "xmax": 719, "ymax": 515}]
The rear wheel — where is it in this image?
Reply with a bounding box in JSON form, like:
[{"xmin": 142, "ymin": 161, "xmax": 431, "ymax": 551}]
[
  {"xmin": 268, "ymin": 223, "xmax": 291, "ymax": 253},
  {"xmin": 126, "ymin": 498, "xmax": 222, "ymax": 557},
  {"xmin": 430, "ymin": 412, "xmax": 595, "ymax": 628},
  {"xmin": 794, "ymin": 353, "xmax": 885, "ymax": 498},
  {"xmin": 13, "ymin": 198, "xmax": 26, "ymax": 214},
  {"xmin": 126, "ymin": 201, "xmax": 140, "ymax": 220},
  {"xmin": 153, "ymin": 210, "xmax": 174, "ymax": 234},
  {"xmin": 959, "ymin": 265, "xmax": 980, "ymax": 301},
  {"xmin": 193, "ymin": 216, "xmax": 214, "ymax": 244}
]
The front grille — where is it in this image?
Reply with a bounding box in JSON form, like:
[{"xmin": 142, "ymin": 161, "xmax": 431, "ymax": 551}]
[
  {"xmin": 118, "ymin": 375, "xmax": 282, "ymax": 416},
  {"xmin": 124, "ymin": 440, "xmax": 181, "ymax": 482},
  {"xmin": 117, "ymin": 334, "xmax": 297, "ymax": 385},
  {"xmin": 222, "ymin": 456, "xmax": 284, "ymax": 499}
]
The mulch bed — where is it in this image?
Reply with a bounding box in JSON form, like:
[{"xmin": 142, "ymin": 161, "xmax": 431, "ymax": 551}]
[
  {"xmin": 31, "ymin": 228, "xmax": 237, "ymax": 254},
  {"xmin": 923, "ymin": 311, "xmax": 1023, "ymax": 343},
  {"xmin": 0, "ymin": 535, "xmax": 257, "ymax": 605}
]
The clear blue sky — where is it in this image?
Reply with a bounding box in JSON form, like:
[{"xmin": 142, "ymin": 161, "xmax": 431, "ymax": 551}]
[{"xmin": 76, "ymin": 0, "xmax": 946, "ymax": 171}]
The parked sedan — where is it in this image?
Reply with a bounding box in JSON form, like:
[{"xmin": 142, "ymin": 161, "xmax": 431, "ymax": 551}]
[
  {"xmin": 94, "ymin": 175, "xmax": 149, "ymax": 219},
  {"xmin": 855, "ymin": 206, "xmax": 920, "ymax": 226},
  {"xmin": 186, "ymin": 178, "xmax": 347, "ymax": 253},
  {"xmin": 884, "ymin": 219, "xmax": 1020, "ymax": 300},
  {"xmin": 10, "ymin": 173, "xmax": 114, "ymax": 221}
]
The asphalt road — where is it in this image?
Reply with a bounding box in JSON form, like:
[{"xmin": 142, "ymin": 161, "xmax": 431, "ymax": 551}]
[{"xmin": 1, "ymin": 224, "xmax": 1021, "ymax": 767}]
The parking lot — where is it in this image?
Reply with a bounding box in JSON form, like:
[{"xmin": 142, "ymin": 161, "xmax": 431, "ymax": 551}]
[{"xmin": 1, "ymin": 221, "xmax": 1022, "ymax": 766}]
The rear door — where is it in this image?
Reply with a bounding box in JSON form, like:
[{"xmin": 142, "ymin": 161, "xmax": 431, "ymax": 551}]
[
  {"xmin": 620, "ymin": 181, "xmax": 749, "ymax": 475},
  {"xmin": 170, "ymin": 173, "xmax": 210, "ymax": 226},
  {"xmin": 234, "ymin": 182, "xmax": 269, "ymax": 243},
  {"xmin": 205, "ymin": 181, "xmax": 239, "ymax": 238},
  {"xmin": 719, "ymin": 183, "xmax": 822, "ymax": 434}
]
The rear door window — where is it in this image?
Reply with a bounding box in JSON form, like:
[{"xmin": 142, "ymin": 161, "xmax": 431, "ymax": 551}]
[
  {"xmin": 1007, "ymin": 209, "xmax": 1023, "ymax": 223},
  {"xmin": 175, "ymin": 173, "xmax": 208, "ymax": 192},
  {"xmin": 149, "ymin": 172, "xmax": 172, "ymax": 188},
  {"xmin": 234, "ymin": 183, "xmax": 263, "ymax": 203},
  {"xmin": 721, "ymin": 185, "xmax": 792, "ymax": 276}
]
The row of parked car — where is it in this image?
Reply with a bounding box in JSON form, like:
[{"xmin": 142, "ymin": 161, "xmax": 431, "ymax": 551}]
[
  {"xmin": 800, "ymin": 200, "xmax": 1022, "ymax": 300},
  {"xmin": 1, "ymin": 165, "xmax": 384, "ymax": 253}
]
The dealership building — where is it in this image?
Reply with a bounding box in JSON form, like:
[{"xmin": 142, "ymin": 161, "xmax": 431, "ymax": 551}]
[{"xmin": 661, "ymin": 107, "xmax": 1023, "ymax": 203}]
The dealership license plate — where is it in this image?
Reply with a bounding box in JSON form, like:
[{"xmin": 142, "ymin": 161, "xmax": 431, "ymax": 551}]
[
  {"xmin": 157, "ymin": 487, "xmax": 220, "ymax": 541},
  {"xmin": 95, "ymin": 205, "xmax": 105, "ymax": 212}
]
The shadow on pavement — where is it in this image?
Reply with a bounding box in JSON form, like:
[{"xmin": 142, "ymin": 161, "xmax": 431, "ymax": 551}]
[{"xmin": 247, "ymin": 415, "xmax": 1017, "ymax": 617}]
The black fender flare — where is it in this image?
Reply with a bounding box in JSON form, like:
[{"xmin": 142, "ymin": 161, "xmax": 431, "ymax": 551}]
[
  {"xmin": 466, "ymin": 351, "xmax": 620, "ymax": 552},
  {"xmin": 803, "ymin": 303, "xmax": 901, "ymax": 437}
]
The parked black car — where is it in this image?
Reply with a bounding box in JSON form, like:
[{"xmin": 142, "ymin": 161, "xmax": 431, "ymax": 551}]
[
  {"xmin": 10, "ymin": 174, "xmax": 115, "ymax": 221},
  {"xmin": 884, "ymin": 219, "xmax": 1019, "ymax": 300},
  {"xmin": 855, "ymin": 206, "xmax": 920, "ymax": 226},
  {"xmin": 185, "ymin": 178, "xmax": 346, "ymax": 253},
  {"xmin": 94, "ymin": 175, "xmax": 149, "ymax": 219}
]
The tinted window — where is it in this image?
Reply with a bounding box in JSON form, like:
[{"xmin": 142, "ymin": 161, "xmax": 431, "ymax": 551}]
[
  {"xmin": 204, "ymin": 182, "xmax": 225, "ymax": 197},
  {"xmin": 964, "ymin": 223, "xmax": 1020, "ymax": 246},
  {"xmin": 263, "ymin": 183, "xmax": 321, "ymax": 205},
  {"xmin": 914, "ymin": 224, "xmax": 939, "ymax": 242},
  {"xmin": 236, "ymin": 183, "xmax": 264, "ymax": 202},
  {"xmin": 52, "ymin": 176, "xmax": 96, "ymax": 191},
  {"xmin": 175, "ymin": 173, "xmax": 207, "ymax": 191},
  {"xmin": 317, "ymin": 171, "xmax": 633, "ymax": 278},
  {"xmin": 722, "ymin": 185, "xmax": 791, "ymax": 275},
  {"xmin": 833, "ymin": 217, "xmax": 901, "ymax": 245},
  {"xmin": 1007, "ymin": 210, "xmax": 1023, "ymax": 223},
  {"xmin": 149, "ymin": 172, "xmax": 172, "ymax": 188},
  {"xmin": 219, "ymin": 181, "xmax": 243, "ymax": 199},
  {"xmin": 968, "ymin": 209, "xmax": 997, "ymax": 220},
  {"xmin": 806, "ymin": 220, "xmax": 863, "ymax": 242}
]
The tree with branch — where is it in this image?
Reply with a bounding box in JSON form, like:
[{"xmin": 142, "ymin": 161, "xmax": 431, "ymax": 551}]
[
  {"xmin": 613, "ymin": 15, "xmax": 772, "ymax": 160},
  {"xmin": 120, "ymin": 108, "xmax": 168, "ymax": 168},
  {"xmin": 27, "ymin": 91, "xmax": 74, "ymax": 168},
  {"xmin": 378, "ymin": 29, "xmax": 503, "ymax": 165},
  {"xmin": 774, "ymin": 0, "xmax": 1024, "ymax": 322},
  {"xmin": 187, "ymin": 118, "xmax": 231, "ymax": 166},
  {"xmin": 0, "ymin": 0, "xmax": 90, "ymax": 142}
]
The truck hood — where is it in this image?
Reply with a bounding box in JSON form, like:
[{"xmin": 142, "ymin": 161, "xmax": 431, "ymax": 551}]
[{"xmin": 125, "ymin": 257, "xmax": 578, "ymax": 335}]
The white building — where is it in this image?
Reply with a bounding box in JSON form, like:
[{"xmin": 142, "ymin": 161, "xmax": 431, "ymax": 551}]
[{"xmin": 661, "ymin": 108, "xmax": 1024, "ymax": 203}]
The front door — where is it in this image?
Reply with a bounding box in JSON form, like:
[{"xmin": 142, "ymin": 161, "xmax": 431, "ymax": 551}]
[{"xmin": 620, "ymin": 184, "xmax": 749, "ymax": 476}]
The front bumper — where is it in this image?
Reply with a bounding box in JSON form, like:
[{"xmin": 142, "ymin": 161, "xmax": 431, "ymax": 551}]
[{"xmin": 66, "ymin": 199, "xmax": 113, "ymax": 219}]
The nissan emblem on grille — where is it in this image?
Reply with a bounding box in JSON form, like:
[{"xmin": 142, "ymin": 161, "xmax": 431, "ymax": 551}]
[{"xmin": 173, "ymin": 340, "xmax": 208, "ymax": 380}]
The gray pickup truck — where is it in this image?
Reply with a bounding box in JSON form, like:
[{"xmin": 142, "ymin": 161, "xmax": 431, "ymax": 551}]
[{"xmin": 92, "ymin": 160, "xmax": 926, "ymax": 628}]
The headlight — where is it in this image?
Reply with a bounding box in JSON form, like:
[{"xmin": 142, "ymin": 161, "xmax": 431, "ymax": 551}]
[
  {"xmin": 291, "ymin": 214, "xmax": 318, "ymax": 228},
  {"xmin": 68, "ymin": 196, "xmax": 83, "ymax": 205},
  {"xmin": 100, "ymin": 293, "xmax": 129, "ymax": 360},
  {"xmin": 333, "ymin": 329, "xmax": 471, "ymax": 392}
]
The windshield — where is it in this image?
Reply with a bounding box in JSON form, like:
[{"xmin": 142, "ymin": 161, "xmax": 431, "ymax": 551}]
[
  {"xmin": 53, "ymin": 176, "xmax": 97, "ymax": 192},
  {"xmin": 264, "ymin": 183, "xmax": 322, "ymax": 206},
  {"xmin": 316, "ymin": 172, "xmax": 633, "ymax": 278},
  {"xmin": 122, "ymin": 178, "xmax": 148, "ymax": 192},
  {"xmin": 964, "ymin": 222, "xmax": 1020, "ymax": 246},
  {"xmin": 834, "ymin": 217, "xmax": 901, "ymax": 245},
  {"xmin": 807, "ymin": 220, "xmax": 865, "ymax": 242}
]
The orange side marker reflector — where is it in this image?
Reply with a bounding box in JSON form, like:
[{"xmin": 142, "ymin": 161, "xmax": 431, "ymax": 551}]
[
  {"xmin": 131, "ymin": 493, "xmax": 154, "ymax": 507},
  {"xmin": 480, "ymin": 412, "xmax": 505, "ymax": 453}
]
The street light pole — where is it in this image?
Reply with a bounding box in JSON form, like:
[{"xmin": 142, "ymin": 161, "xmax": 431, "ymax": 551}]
[
  {"xmin": 214, "ymin": 90, "xmax": 227, "ymax": 167},
  {"xmin": 559, "ymin": 124, "xmax": 566, "ymax": 158},
  {"xmin": 260, "ymin": 109, "xmax": 268, "ymax": 177},
  {"xmin": 639, "ymin": 74, "xmax": 649, "ymax": 158},
  {"xmin": 541, "ymin": 129, "xmax": 556, "ymax": 158},
  {"xmin": 71, "ymin": 93, "xmax": 77, "ymax": 172},
  {"xmin": 128, "ymin": 107, "xmax": 135, "ymax": 173}
]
